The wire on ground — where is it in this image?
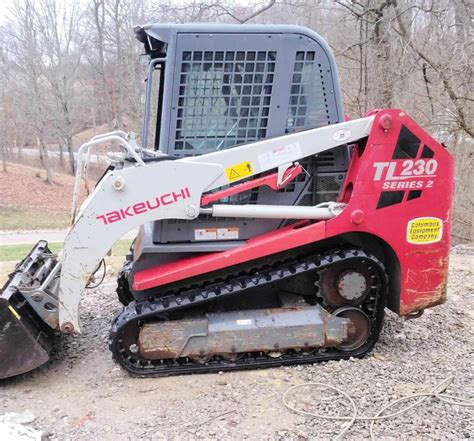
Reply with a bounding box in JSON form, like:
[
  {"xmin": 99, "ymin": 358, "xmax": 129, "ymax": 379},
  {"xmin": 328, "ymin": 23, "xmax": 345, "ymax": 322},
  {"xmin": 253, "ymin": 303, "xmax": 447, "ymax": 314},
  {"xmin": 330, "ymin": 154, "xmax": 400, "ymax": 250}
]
[{"xmin": 283, "ymin": 376, "xmax": 473, "ymax": 440}]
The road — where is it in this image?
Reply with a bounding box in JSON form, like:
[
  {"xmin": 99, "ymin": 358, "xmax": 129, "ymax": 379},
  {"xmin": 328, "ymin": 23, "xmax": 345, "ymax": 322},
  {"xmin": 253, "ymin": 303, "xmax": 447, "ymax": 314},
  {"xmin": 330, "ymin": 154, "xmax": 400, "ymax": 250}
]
[{"xmin": 17, "ymin": 148, "xmax": 102, "ymax": 163}]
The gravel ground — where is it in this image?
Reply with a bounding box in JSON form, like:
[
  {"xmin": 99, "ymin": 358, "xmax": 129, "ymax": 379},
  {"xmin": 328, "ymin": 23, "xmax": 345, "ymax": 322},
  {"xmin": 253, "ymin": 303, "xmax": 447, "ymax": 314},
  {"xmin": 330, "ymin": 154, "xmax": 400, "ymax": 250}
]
[{"xmin": 0, "ymin": 246, "xmax": 472, "ymax": 440}]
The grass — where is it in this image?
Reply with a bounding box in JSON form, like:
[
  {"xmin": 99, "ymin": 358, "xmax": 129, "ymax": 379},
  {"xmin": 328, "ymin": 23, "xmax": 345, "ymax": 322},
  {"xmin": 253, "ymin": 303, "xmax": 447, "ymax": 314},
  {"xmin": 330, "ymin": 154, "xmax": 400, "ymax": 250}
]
[
  {"xmin": 0, "ymin": 206, "xmax": 70, "ymax": 230},
  {"xmin": 0, "ymin": 240, "xmax": 132, "ymax": 285},
  {"xmin": 0, "ymin": 242, "xmax": 63, "ymax": 262},
  {"xmin": 0, "ymin": 240, "xmax": 132, "ymax": 262}
]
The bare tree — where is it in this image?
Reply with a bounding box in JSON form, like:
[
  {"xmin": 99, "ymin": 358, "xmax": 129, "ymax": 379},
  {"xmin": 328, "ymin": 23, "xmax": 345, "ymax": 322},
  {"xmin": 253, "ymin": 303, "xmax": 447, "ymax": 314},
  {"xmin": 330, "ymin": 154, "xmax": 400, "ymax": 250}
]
[
  {"xmin": 0, "ymin": 32, "xmax": 8, "ymax": 172},
  {"xmin": 33, "ymin": 0, "xmax": 85, "ymax": 174},
  {"xmin": 6, "ymin": 0, "xmax": 54, "ymax": 183},
  {"xmin": 392, "ymin": 0, "xmax": 473, "ymax": 138},
  {"xmin": 91, "ymin": 0, "xmax": 114, "ymax": 128}
]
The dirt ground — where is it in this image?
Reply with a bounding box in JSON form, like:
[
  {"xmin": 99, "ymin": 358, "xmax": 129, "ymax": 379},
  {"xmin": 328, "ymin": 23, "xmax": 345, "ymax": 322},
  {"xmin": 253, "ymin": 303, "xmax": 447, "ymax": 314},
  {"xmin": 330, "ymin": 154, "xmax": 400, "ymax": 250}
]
[
  {"xmin": 0, "ymin": 247, "xmax": 473, "ymax": 440},
  {"xmin": 0, "ymin": 164, "xmax": 74, "ymax": 214},
  {"xmin": 0, "ymin": 164, "xmax": 90, "ymax": 230}
]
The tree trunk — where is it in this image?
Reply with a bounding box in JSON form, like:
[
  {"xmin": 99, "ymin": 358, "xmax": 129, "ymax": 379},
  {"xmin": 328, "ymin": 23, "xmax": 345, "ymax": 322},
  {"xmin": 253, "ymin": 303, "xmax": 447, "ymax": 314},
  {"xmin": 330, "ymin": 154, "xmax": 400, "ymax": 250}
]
[
  {"xmin": 370, "ymin": 0, "xmax": 394, "ymax": 109},
  {"xmin": 63, "ymin": 103, "xmax": 75, "ymax": 174},
  {"xmin": 66, "ymin": 134, "xmax": 75, "ymax": 175},
  {"xmin": 113, "ymin": 0, "xmax": 124, "ymax": 128},
  {"xmin": 93, "ymin": 0, "xmax": 114, "ymax": 129},
  {"xmin": 1, "ymin": 143, "xmax": 7, "ymax": 172},
  {"xmin": 37, "ymin": 136, "xmax": 53, "ymax": 184},
  {"xmin": 14, "ymin": 139, "xmax": 22, "ymax": 161}
]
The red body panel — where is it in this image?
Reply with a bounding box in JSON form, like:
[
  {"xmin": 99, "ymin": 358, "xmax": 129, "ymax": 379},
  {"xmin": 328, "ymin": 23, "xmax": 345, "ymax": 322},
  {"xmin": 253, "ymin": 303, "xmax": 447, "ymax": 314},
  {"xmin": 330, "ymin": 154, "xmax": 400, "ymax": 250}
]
[{"xmin": 133, "ymin": 110, "xmax": 455, "ymax": 315}]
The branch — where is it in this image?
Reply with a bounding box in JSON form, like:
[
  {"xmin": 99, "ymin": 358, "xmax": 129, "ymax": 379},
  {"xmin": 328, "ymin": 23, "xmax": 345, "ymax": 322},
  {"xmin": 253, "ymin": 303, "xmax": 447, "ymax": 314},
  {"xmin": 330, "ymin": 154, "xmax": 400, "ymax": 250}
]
[
  {"xmin": 392, "ymin": 0, "xmax": 473, "ymax": 138},
  {"xmin": 422, "ymin": 62, "xmax": 435, "ymax": 117},
  {"xmin": 218, "ymin": 0, "xmax": 276, "ymax": 24}
]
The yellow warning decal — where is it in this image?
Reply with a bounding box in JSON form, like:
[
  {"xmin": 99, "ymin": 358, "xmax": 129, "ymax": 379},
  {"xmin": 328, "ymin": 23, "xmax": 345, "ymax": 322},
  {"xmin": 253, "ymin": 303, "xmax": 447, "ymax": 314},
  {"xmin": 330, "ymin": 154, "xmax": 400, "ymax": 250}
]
[
  {"xmin": 407, "ymin": 217, "xmax": 443, "ymax": 244},
  {"xmin": 226, "ymin": 161, "xmax": 253, "ymax": 182},
  {"xmin": 8, "ymin": 305, "xmax": 21, "ymax": 320}
]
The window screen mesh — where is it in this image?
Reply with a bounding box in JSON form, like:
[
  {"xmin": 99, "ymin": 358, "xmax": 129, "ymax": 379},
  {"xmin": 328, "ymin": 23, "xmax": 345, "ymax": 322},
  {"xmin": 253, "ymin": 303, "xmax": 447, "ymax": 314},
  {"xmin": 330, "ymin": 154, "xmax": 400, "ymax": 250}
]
[
  {"xmin": 175, "ymin": 50, "xmax": 276, "ymax": 154},
  {"xmin": 286, "ymin": 51, "xmax": 331, "ymax": 132}
]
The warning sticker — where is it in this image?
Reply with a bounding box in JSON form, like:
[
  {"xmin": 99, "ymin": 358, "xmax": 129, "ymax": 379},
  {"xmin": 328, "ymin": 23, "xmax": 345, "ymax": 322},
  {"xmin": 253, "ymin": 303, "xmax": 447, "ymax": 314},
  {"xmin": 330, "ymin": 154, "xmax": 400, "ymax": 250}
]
[
  {"xmin": 258, "ymin": 142, "xmax": 302, "ymax": 170},
  {"xmin": 195, "ymin": 227, "xmax": 239, "ymax": 241},
  {"xmin": 195, "ymin": 228, "xmax": 218, "ymax": 241},
  {"xmin": 226, "ymin": 161, "xmax": 253, "ymax": 182},
  {"xmin": 217, "ymin": 227, "xmax": 239, "ymax": 240},
  {"xmin": 407, "ymin": 217, "xmax": 443, "ymax": 244}
]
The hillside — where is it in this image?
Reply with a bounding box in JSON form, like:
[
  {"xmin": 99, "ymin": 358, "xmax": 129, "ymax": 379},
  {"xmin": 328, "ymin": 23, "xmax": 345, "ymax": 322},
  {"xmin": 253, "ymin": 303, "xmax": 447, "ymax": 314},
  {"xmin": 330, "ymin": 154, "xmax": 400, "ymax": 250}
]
[{"xmin": 0, "ymin": 164, "xmax": 77, "ymax": 230}]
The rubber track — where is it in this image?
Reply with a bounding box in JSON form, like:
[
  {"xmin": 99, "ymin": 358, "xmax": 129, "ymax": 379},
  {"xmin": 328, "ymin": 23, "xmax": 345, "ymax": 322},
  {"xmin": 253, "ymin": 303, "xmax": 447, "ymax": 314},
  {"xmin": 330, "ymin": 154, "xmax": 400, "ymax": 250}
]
[{"xmin": 109, "ymin": 248, "xmax": 387, "ymax": 376}]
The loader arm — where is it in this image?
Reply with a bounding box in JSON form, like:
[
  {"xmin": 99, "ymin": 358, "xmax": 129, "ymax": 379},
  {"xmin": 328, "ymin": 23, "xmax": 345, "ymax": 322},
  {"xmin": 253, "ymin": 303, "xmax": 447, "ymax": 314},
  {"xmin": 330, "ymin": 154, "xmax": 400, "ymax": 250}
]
[{"xmin": 55, "ymin": 116, "xmax": 374, "ymax": 332}]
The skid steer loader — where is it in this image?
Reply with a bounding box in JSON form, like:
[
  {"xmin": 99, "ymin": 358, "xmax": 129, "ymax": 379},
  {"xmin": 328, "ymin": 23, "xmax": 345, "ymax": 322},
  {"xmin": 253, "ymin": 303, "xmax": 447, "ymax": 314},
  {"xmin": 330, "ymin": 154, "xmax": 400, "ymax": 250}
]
[{"xmin": 0, "ymin": 24, "xmax": 454, "ymax": 379}]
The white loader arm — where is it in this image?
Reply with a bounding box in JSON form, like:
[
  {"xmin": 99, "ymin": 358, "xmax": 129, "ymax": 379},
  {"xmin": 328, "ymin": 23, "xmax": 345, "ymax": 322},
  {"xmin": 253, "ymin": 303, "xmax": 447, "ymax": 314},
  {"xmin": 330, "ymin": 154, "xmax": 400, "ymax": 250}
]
[{"xmin": 57, "ymin": 116, "xmax": 374, "ymax": 332}]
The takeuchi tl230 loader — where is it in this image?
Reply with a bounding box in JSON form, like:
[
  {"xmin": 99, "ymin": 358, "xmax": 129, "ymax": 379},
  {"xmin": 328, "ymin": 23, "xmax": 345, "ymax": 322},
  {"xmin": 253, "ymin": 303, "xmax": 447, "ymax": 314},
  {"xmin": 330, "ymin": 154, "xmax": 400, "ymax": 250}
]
[{"xmin": 0, "ymin": 24, "xmax": 454, "ymax": 379}]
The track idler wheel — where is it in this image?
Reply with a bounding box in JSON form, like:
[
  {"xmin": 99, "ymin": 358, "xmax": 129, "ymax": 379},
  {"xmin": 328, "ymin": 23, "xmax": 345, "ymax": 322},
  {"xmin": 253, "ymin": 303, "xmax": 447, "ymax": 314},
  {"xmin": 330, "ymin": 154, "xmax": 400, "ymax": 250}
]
[
  {"xmin": 318, "ymin": 260, "xmax": 373, "ymax": 307},
  {"xmin": 333, "ymin": 307, "xmax": 371, "ymax": 351}
]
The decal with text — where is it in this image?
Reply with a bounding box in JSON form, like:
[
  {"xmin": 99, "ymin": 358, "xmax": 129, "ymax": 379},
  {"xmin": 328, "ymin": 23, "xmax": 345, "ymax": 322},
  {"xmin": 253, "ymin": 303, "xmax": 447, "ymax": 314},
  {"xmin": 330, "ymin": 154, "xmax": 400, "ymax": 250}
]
[
  {"xmin": 96, "ymin": 187, "xmax": 191, "ymax": 225},
  {"xmin": 407, "ymin": 217, "xmax": 443, "ymax": 244},
  {"xmin": 373, "ymin": 159, "xmax": 438, "ymax": 190}
]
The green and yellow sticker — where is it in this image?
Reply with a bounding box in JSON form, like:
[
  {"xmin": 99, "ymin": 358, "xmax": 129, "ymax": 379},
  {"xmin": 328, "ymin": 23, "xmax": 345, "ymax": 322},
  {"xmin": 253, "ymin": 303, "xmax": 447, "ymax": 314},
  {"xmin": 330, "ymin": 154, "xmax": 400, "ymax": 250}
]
[
  {"xmin": 226, "ymin": 161, "xmax": 253, "ymax": 182},
  {"xmin": 407, "ymin": 217, "xmax": 443, "ymax": 244}
]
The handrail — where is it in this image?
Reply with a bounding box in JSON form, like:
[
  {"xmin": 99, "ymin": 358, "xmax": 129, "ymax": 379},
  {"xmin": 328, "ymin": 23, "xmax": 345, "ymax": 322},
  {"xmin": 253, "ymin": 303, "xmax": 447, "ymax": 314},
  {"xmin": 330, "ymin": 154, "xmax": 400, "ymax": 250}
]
[
  {"xmin": 71, "ymin": 133, "xmax": 145, "ymax": 223},
  {"xmin": 91, "ymin": 130, "xmax": 129, "ymax": 141},
  {"xmin": 142, "ymin": 57, "xmax": 166, "ymax": 149}
]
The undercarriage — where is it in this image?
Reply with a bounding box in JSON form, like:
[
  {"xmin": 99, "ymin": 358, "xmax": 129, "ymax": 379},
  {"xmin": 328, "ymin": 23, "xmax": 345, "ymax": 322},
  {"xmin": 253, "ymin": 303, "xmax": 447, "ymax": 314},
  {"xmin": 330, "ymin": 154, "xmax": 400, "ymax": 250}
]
[{"xmin": 111, "ymin": 247, "xmax": 386, "ymax": 375}]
